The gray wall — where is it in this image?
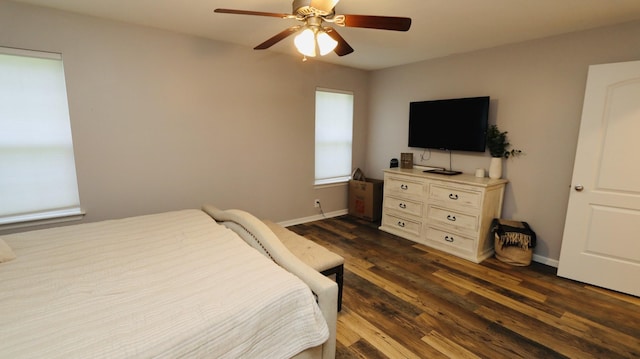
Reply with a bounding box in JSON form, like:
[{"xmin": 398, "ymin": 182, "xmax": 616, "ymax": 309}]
[
  {"xmin": 4, "ymin": 1, "xmax": 640, "ymax": 264},
  {"xmin": 0, "ymin": 1, "xmax": 369, "ymax": 228},
  {"xmin": 365, "ymin": 20, "xmax": 640, "ymax": 264}
]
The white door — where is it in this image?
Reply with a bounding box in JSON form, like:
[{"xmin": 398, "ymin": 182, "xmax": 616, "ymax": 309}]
[{"xmin": 558, "ymin": 60, "xmax": 640, "ymax": 297}]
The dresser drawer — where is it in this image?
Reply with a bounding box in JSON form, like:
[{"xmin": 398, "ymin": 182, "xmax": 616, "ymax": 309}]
[
  {"xmin": 382, "ymin": 213, "xmax": 423, "ymax": 237},
  {"xmin": 384, "ymin": 196, "xmax": 423, "ymax": 217},
  {"xmin": 425, "ymin": 226, "xmax": 475, "ymax": 253},
  {"xmin": 427, "ymin": 206, "xmax": 479, "ymax": 232},
  {"xmin": 429, "ymin": 183, "xmax": 482, "ymax": 209},
  {"xmin": 385, "ymin": 176, "xmax": 426, "ymax": 197}
]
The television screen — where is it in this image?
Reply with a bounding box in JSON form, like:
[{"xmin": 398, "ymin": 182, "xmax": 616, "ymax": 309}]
[{"xmin": 408, "ymin": 96, "xmax": 489, "ymax": 152}]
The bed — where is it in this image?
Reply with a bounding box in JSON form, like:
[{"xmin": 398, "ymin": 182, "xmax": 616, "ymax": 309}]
[{"xmin": 0, "ymin": 206, "xmax": 337, "ymax": 359}]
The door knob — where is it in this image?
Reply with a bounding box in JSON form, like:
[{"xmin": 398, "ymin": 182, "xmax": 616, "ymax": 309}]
[{"xmin": 575, "ymin": 185, "xmax": 584, "ymax": 192}]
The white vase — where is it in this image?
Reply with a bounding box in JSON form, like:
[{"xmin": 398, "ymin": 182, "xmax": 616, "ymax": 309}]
[{"xmin": 489, "ymin": 157, "xmax": 503, "ymax": 179}]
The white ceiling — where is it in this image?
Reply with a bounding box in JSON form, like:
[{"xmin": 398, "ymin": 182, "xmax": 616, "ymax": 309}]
[{"xmin": 12, "ymin": 0, "xmax": 640, "ymax": 70}]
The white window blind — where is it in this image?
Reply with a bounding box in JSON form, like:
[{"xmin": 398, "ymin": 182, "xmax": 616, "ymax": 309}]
[
  {"xmin": 315, "ymin": 89, "xmax": 354, "ymax": 185},
  {"xmin": 0, "ymin": 47, "xmax": 82, "ymax": 227}
]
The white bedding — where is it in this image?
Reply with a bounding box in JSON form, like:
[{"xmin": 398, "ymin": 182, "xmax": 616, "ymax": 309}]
[{"xmin": 0, "ymin": 209, "xmax": 328, "ymax": 358}]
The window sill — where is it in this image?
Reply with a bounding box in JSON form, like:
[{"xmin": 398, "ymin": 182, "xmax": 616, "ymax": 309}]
[
  {"xmin": 0, "ymin": 209, "xmax": 86, "ymax": 231},
  {"xmin": 314, "ymin": 180, "xmax": 349, "ymax": 189}
]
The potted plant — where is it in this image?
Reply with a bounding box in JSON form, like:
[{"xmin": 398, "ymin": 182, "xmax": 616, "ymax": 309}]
[{"xmin": 486, "ymin": 125, "xmax": 521, "ymax": 179}]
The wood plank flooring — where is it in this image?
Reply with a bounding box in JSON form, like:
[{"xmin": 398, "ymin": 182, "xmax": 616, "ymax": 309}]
[{"xmin": 288, "ymin": 215, "xmax": 640, "ymax": 359}]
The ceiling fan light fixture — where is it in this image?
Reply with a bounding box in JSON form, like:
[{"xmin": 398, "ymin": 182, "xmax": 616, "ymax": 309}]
[
  {"xmin": 317, "ymin": 30, "xmax": 338, "ymax": 55},
  {"xmin": 294, "ymin": 26, "xmax": 337, "ymax": 57},
  {"xmin": 294, "ymin": 28, "xmax": 317, "ymax": 57}
]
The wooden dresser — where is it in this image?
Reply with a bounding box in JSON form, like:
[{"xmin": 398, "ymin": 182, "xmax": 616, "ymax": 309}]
[{"xmin": 379, "ymin": 168, "xmax": 507, "ymax": 263}]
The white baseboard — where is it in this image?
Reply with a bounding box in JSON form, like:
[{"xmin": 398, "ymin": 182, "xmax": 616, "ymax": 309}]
[
  {"xmin": 278, "ymin": 209, "xmax": 348, "ymax": 227},
  {"xmin": 279, "ymin": 210, "xmax": 561, "ymax": 269},
  {"xmin": 532, "ymin": 254, "xmax": 559, "ymax": 268}
]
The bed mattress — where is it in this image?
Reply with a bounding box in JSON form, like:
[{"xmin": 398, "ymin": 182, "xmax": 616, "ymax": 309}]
[{"xmin": 0, "ymin": 209, "xmax": 328, "ymax": 358}]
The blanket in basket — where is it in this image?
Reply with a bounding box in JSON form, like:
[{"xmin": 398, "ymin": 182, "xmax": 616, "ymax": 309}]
[{"xmin": 491, "ymin": 219, "xmax": 536, "ymax": 250}]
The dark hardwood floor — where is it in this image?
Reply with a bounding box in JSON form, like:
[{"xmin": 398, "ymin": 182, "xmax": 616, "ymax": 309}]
[{"xmin": 289, "ymin": 215, "xmax": 640, "ymax": 359}]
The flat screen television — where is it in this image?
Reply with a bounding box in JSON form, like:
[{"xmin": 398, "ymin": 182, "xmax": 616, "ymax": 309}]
[{"xmin": 408, "ymin": 96, "xmax": 490, "ymax": 152}]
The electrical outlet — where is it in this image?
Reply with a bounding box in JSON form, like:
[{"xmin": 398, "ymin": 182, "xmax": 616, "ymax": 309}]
[{"xmin": 314, "ymin": 199, "xmax": 321, "ymax": 208}]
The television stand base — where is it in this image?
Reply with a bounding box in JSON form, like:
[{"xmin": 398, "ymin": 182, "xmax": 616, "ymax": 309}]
[{"xmin": 424, "ymin": 169, "xmax": 462, "ymax": 176}]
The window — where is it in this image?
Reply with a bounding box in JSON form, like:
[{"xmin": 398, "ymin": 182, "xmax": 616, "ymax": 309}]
[
  {"xmin": 0, "ymin": 47, "xmax": 82, "ymax": 228},
  {"xmin": 314, "ymin": 88, "xmax": 354, "ymax": 185}
]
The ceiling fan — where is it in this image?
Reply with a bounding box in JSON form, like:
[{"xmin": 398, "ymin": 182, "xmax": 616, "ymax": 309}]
[{"xmin": 214, "ymin": 0, "xmax": 411, "ymax": 58}]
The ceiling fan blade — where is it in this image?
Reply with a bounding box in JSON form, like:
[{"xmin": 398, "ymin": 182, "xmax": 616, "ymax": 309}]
[
  {"xmin": 310, "ymin": 0, "xmax": 340, "ymax": 13},
  {"xmin": 214, "ymin": 8, "xmax": 291, "ymax": 18},
  {"xmin": 342, "ymin": 14, "xmax": 412, "ymax": 31},
  {"xmin": 325, "ymin": 27, "xmax": 354, "ymax": 56},
  {"xmin": 254, "ymin": 26, "xmax": 302, "ymax": 50}
]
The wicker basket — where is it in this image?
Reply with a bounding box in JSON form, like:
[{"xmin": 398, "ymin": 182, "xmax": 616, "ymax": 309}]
[{"xmin": 492, "ymin": 219, "xmax": 536, "ymax": 266}]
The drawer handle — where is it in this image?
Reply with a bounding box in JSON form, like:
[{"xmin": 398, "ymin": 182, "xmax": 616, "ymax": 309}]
[
  {"xmin": 447, "ymin": 215, "xmax": 457, "ymax": 222},
  {"xmin": 399, "ymin": 203, "xmax": 407, "ymax": 209},
  {"xmin": 449, "ymin": 193, "xmax": 459, "ymax": 200},
  {"xmin": 444, "ymin": 236, "xmax": 454, "ymax": 242},
  {"xmin": 397, "ymin": 221, "xmax": 405, "ymax": 228},
  {"xmin": 400, "ymin": 184, "xmax": 408, "ymax": 190}
]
